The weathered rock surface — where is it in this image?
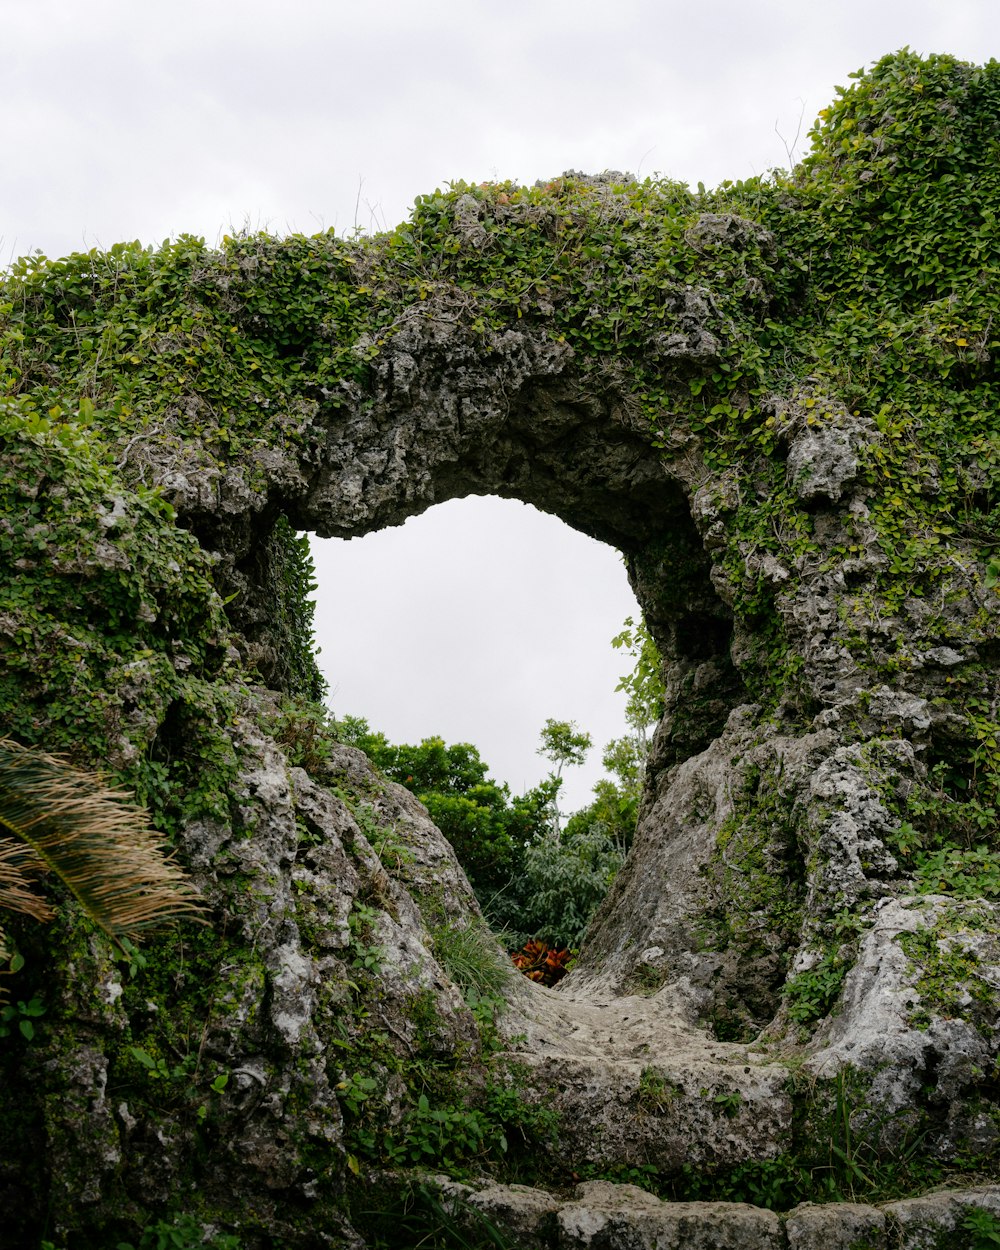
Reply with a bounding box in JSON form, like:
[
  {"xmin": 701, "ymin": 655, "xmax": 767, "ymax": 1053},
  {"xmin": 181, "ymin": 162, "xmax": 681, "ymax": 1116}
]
[
  {"xmin": 500, "ymin": 979, "xmax": 793, "ymax": 1173},
  {"xmin": 438, "ymin": 1179, "xmax": 1000, "ymax": 1249},
  {"xmin": 4, "ymin": 51, "xmax": 1000, "ymax": 1248}
]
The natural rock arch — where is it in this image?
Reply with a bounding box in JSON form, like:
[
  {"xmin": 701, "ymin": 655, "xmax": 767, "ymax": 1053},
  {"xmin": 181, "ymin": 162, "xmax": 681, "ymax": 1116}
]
[
  {"xmin": 4, "ymin": 49, "xmax": 1000, "ymax": 1248},
  {"xmin": 170, "ymin": 288, "xmax": 751, "ymax": 990},
  {"xmin": 150, "ymin": 175, "xmax": 999, "ymax": 1105}
]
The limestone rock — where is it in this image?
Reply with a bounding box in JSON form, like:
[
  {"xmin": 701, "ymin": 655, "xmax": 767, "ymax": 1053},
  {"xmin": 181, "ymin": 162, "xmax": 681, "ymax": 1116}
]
[
  {"xmin": 4, "ymin": 57, "xmax": 1000, "ymax": 1241},
  {"xmin": 441, "ymin": 1178, "xmax": 786, "ymax": 1249},
  {"xmin": 557, "ymin": 1183, "xmax": 785, "ymax": 1250},
  {"xmin": 883, "ymin": 1188, "xmax": 1000, "ymax": 1249},
  {"xmin": 785, "ymin": 1202, "xmax": 887, "ymax": 1250}
]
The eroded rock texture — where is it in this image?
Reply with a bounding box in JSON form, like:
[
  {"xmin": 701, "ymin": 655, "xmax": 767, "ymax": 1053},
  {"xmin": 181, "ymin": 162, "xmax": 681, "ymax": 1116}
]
[{"xmin": 3, "ymin": 48, "xmax": 1000, "ymax": 1250}]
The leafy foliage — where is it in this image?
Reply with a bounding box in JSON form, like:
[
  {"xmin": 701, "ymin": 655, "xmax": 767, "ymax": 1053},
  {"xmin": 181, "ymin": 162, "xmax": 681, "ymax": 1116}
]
[
  {"xmin": 0, "ymin": 992, "xmax": 44, "ymax": 1040},
  {"xmin": 563, "ymin": 733, "xmax": 647, "ymax": 852},
  {"xmin": 962, "ymin": 1206, "xmax": 1000, "ymax": 1250},
  {"xmin": 114, "ymin": 1211, "xmax": 241, "ymax": 1250},
  {"xmin": 611, "ymin": 616, "xmax": 665, "ymax": 747},
  {"xmin": 537, "ymin": 718, "xmax": 592, "ymax": 775},
  {"xmin": 783, "ymin": 952, "xmax": 851, "ymax": 1027},
  {"xmin": 337, "ymin": 715, "xmax": 627, "ymax": 949},
  {"xmin": 512, "ymin": 825, "xmax": 625, "ymax": 949},
  {"xmin": 0, "ymin": 394, "xmax": 239, "ymax": 838},
  {"xmin": 536, "ymin": 717, "xmax": 592, "ymax": 836},
  {"xmin": 252, "ymin": 516, "xmax": 326, "ymax": 700},
  {"xmin": 510, "ymin": 939, "xmax": 573, "ymax": 986}
]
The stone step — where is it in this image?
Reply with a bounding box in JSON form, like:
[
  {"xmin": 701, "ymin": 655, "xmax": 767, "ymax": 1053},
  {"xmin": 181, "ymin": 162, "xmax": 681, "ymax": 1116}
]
[{"xmin": 435, "ymin": 1178, "xmax": 1000, "ymax": 1250}]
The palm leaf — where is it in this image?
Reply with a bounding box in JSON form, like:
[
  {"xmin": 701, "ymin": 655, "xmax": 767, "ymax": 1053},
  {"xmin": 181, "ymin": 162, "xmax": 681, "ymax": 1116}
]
[
  {"xmin": 0, "ymin": 738, "xmax": 206, "ymax": 939},
  {"xmin": 0, "ymin": 835, "xmax": 53, "ymax": 923}
]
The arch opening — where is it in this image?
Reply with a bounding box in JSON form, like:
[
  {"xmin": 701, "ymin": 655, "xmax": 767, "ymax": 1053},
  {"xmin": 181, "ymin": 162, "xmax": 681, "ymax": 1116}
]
[{"xmin": 311, "ymin": 495, "xmax": 642, "ymax": 813}]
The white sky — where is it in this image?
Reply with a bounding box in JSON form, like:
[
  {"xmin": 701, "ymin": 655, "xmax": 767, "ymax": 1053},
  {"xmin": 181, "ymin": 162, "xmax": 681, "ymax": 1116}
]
[{"xmin": 5, "ymin": 1, "xmax": 997, "ymax": 810}]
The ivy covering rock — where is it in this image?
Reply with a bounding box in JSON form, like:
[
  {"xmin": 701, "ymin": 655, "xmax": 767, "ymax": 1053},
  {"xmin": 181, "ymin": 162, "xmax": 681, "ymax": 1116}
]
[{"xmin": 2, "ymin": 48, "xmax": 1000, "ymax": 1249}]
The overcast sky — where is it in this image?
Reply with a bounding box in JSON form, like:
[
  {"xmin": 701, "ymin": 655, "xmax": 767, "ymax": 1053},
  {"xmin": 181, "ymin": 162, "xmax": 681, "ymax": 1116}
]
[{"xmin": 5, "ymin": 1, "xmax": 997, "ymax": 810}]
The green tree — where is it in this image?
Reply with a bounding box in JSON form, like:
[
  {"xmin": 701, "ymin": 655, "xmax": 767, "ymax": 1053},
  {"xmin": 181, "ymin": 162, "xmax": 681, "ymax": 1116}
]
[
  {"xmin": 537, "ymin": 718, "xmax": 592, "ymax": 837},
  {"xmin": 514, "ymin": 826, "xmax": 625, "ymax": 949},
  {"xmin": 601, "ymin": 734, "xmax": 645, "ymax": 793},
  {"xmin": 336, "ymin": 719, "xmax": 490, "ymax": 795},
  {"xmin": 571, "ymin": 734, "xmax": 646, "ymax": 849},
  {"xmin": 419, "ymin": 786, "xmax": 520, "ymax": 892},
  {"xmin": 554, "ymin": 617, "xmax": 665, "ymax": 853},
  {"xmin": 537, "ymin": 718, "xmax": 593, "ymax": 778},
  {"xmin": 611, "ymin": 617, "xmax": 664, "ymax": 751}
]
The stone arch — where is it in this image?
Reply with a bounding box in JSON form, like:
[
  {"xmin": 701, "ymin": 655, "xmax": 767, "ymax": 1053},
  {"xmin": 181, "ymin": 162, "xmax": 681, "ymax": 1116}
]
[
  {"xmin": 141, "ymin": 229, "xmax": 990, "ymax": 1080},
  {"xmin": 162, "ymin": 299, "xmax": 753, "ymax": 1012},
  {"xmin": 10, "ymin": 94, "xmax": 1000, "ymax": 1233},
  {"xmin": 137, "ymin": 186, "xmax": 997, "ymax": 1056},
  {"xmin": 287, "ymin": 305, "xmax": 740, "ymax": 724},
  {"xmin": 172, "ymin": 306, "xmax": 721, "ymax": 661},
  {"xmin": 172, "ymin": 299, "xmax": 745, "ymax": 780},
  {"xmin": 197, "ymin": 286, "xmax": 999, "ymax": 1097}
]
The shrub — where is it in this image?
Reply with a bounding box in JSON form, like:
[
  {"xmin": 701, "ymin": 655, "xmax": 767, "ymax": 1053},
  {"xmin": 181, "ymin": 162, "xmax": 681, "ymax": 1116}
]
[
  {"xmin": 512, "ymin": 826, "xmax": 625, "ymax": 949},
  {"xmin": 510, "ymin": 940, "xmax": 573, "ymax": 987}
]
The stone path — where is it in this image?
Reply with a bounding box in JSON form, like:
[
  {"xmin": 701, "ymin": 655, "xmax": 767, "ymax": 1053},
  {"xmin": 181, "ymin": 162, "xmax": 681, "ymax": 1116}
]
[{"xmin": 497, "ymin": 979, "xmax": 791, "ymax": 1175}]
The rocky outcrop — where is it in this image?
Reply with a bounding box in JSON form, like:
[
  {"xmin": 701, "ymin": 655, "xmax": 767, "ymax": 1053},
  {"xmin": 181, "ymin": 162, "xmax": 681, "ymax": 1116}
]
[{"xmin": 2, "ymin": 48, "xmax": 1000, "ymax": 1250}]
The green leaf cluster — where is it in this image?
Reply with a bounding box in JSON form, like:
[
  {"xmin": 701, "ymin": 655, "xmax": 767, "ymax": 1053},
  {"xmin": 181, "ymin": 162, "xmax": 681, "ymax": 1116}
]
[
  {"xmin": 0, "ymin": 392, "xmax": 240, "ymax": 835},
  {"xmin": 511, "ymin": 826, "xmax": 625, "ymax": 949}
]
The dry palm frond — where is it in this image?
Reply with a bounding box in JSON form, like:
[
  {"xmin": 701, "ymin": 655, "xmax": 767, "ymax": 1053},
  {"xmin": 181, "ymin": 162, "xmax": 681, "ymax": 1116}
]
[
  {"xmin": 0, "ymin": 835, "xmax": 53, "ymax": 923},
  {"xmin": 0, "ymin": 737, "xmax": 207, "ymax": 940}
]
